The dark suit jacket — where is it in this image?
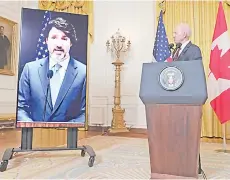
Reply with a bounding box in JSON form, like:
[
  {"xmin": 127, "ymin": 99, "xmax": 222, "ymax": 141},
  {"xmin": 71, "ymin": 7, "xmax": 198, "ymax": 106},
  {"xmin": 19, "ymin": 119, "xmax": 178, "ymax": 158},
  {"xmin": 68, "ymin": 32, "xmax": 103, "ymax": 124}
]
[
  {"xmin": 0, "ymin": 35, "xmax": 10, "ymax": 68},
  {"xmin": 17, "ymin": 57, "xmax": 86, "ymax": 123},
  {"xmin": 176, "ymin": 42, "xmax": 202, "ymax": 61}
]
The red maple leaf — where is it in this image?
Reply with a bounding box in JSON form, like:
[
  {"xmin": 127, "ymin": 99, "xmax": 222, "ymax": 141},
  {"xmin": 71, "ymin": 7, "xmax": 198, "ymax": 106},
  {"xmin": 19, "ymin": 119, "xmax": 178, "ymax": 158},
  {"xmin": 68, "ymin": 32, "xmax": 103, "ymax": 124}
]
[
  {"xmin": 209, "ymin": 46, "xmax": 230, "ymax": 80},
  {"xmin": 210, "ymin": 88, "xmax": 230, "ymax": 124}
]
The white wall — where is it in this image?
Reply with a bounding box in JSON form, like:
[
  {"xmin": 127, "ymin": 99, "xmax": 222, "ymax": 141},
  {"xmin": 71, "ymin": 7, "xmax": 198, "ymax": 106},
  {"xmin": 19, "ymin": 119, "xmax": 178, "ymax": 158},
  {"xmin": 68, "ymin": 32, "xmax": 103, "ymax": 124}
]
[
  {"xmin": 0, "ymin": 1, "xmax": 38, "ymax": 115},
  {"xmin": 89, "ymin": 1, "xmax": 156, "ymax": 128},
  {"xmin": 0, "ymin": 1, "xmax": 156, "ymax": 129}
]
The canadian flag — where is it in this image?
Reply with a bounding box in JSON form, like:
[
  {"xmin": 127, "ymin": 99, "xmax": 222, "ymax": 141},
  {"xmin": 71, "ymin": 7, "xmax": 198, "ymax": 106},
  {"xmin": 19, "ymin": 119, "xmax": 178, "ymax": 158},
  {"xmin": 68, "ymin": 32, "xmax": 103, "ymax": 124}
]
[{"xmin": 208, "ymin": 1, "xmax": 230, "ymax": 124}]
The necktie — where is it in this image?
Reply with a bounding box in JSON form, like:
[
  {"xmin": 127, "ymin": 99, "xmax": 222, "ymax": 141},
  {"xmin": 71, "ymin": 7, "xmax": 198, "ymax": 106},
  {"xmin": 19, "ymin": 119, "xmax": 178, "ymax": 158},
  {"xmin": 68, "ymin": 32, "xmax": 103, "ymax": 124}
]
[
  {"xmin": 50, "ymin": 63, "xmax": 62, "ymax": 107},
  {"xmin": 173, "ymin": 48, "xmax": 181, "ymax": 61}
]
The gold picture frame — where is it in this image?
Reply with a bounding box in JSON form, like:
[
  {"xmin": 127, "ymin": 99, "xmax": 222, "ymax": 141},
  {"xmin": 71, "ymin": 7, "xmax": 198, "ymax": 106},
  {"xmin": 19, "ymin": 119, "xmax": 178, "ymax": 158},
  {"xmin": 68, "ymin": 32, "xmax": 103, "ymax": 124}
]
[{"xmin": 0, "ymin": 16, "xmax": 18, "ymax": 76}]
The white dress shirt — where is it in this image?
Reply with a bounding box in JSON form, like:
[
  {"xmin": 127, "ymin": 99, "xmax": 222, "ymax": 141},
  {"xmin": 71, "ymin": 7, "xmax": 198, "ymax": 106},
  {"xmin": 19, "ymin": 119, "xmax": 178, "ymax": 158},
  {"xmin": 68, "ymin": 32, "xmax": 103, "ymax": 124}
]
[
  {"xmin": 49, "ymin": 55, "xmax": 70, "ymax": 83},
  {"xmin": 49, "ymin": 55, "xmax": 70, "ymax": 106},
  {"xmin": 179, "ymin": 40, "xmax": 190, "ymax": 56}
]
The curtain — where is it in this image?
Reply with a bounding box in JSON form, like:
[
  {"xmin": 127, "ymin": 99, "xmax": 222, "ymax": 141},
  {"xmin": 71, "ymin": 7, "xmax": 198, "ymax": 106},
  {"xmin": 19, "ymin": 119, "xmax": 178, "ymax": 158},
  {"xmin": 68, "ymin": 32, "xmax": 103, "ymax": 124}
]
[{"xmin": 39, "ymin": 0, "xmax": 94, "ymax": 43}]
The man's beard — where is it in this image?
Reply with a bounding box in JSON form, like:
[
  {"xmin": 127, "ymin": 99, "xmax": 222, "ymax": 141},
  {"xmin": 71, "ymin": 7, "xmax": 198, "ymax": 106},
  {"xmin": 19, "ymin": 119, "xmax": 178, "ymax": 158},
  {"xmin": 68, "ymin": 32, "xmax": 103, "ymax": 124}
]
[{"xmin": 50, "ymin": 52, "xmax": 69, "ymax": 63}]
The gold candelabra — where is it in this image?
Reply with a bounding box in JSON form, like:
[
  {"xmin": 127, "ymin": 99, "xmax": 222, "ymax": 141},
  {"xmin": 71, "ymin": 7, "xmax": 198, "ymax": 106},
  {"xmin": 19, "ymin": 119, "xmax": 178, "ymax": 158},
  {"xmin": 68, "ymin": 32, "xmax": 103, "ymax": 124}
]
[{"xmin": 106, "ymin": 29, "xmax": 131, "ymax": 133}]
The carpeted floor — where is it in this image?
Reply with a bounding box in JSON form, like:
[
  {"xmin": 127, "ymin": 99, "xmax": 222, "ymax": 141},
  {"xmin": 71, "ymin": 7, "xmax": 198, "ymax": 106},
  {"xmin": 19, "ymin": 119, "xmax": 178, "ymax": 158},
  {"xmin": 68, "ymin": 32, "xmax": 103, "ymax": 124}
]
[{"xmin": 0, "ymin": 135, "xmax": 230, "ymax": 179}]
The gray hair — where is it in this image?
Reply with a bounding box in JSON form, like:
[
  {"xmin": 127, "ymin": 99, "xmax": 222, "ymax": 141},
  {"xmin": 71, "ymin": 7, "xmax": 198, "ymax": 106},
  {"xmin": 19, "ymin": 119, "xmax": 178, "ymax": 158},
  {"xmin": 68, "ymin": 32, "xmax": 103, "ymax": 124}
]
[{"xmin": 178, "ymin": 23, "xmax": 192, "ymax": 38}]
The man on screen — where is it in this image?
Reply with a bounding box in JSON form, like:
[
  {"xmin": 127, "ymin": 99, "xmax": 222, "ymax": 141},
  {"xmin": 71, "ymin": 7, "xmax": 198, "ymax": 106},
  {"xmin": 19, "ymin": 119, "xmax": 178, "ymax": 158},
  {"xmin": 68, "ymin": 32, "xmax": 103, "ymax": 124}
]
[
  {"xmin": 172, "ymin": 23, "xmax": 202, "ymax": 61},
  {"xmin": 0, "ymin": 26, "xmax": 10, "ymax": 69},
  {"xmin": 17, "ymin": 17, "xmax": 86, "ymax": 123}
]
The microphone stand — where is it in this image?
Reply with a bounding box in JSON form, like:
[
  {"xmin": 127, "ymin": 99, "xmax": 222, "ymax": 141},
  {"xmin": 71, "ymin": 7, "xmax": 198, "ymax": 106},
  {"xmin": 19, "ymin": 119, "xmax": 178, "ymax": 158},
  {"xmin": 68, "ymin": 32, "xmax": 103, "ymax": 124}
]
[
  {"xmin": 43, "ymin": 70, "xmax": 53, "ymax": 122},
  {"xmin": 43, "ymin": 81, "xmax": 51, "ymax": 122}
]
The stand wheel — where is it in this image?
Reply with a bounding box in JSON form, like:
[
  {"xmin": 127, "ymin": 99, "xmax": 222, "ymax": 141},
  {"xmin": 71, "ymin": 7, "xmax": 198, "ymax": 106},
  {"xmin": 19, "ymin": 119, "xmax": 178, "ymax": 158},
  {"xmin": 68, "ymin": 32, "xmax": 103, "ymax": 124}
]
[
  {"xmin": 88, "ymin": 156, "xmax": 95, "ymax": 167},
  {"xmin": 0, "ymin": 160, "xmax": 8, "ymax": 172},
  {"xmin": 81, "ymin": 150, "xmax": 86, "ymax": 157}
]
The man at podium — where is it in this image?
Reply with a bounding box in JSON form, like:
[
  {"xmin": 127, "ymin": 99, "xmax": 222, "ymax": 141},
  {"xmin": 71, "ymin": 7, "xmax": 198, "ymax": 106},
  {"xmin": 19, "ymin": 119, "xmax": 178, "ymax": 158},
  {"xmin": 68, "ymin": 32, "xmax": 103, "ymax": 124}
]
[
  {"xmin": 172, "ymin": 23, "xmax": 202, "ymax": 61},
  {"xmin": 140, "ymin": 22, "xmax": 207, "ymax": 179}
]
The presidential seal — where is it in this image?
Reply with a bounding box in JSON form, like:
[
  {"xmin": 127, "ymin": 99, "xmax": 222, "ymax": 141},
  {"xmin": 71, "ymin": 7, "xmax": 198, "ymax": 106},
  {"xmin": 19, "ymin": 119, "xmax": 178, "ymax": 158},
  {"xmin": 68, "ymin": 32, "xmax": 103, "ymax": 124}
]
[{"xmin": 159, "ymin": 66, "xmax": 184, "ymax": 91}]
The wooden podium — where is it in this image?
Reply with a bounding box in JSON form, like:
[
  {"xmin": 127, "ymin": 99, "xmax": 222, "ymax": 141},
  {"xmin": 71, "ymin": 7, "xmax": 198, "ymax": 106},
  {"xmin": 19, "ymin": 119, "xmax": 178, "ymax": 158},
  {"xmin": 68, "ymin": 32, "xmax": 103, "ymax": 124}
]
[{"xmin": 139, "ymin": 60, "xmax": 208, "ymax": 179}]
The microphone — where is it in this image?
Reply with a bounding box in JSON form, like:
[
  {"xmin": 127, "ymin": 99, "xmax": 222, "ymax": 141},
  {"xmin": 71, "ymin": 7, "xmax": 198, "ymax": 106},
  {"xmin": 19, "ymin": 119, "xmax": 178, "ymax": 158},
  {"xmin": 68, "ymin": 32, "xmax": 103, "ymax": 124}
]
[
  {"xmin": 168, "ymin": 43, "xmax": 174, "ymax": 50},
  {"xmin": 176, "ymin": 43, "xmax": 182, "ymax": 49},
  {"xmin": 43, "ymin": 70, "xmax": 53, "ymax": 122},
  {"xmin": 47, "ymin": 70, "xmax": 53, "ymax": 79}
]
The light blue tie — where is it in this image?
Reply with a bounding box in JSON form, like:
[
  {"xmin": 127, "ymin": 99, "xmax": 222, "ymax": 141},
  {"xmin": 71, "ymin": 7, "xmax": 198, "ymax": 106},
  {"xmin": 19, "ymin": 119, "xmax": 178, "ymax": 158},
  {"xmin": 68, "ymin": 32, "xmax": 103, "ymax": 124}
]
[{"xmin": 50, "ymin": 63, "xmax": 62, "ymax": 107}]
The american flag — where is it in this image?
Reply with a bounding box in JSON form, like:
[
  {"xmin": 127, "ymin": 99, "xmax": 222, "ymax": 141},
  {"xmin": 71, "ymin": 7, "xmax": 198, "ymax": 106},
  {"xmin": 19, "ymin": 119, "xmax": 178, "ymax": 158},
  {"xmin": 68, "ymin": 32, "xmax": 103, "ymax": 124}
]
[
  {"xmin": 35, "ymin": 10, "xmax": 51, "ymax": 60},
  {"xmin": 153, "ymin": 11, "xmax": 171, "ymax": 62}
]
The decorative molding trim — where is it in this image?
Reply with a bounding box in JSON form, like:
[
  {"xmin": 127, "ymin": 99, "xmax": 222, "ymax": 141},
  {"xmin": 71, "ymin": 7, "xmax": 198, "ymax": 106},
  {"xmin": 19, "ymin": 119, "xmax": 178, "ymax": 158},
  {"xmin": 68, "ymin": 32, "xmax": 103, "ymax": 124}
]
[
  {"xmin": 89, "ymin": 96, "xmax": 109, "ymax": 125},
  {"xmin": 89, "ymin": 106, "xmax": 107, "ymax": 125},
  {"xmin": 88, "ymin": 125, "xmax": 147, "ymax": 134},
  {"xmin": 0, "ymin": 86, "xmax": 16, "ymax": 90},
  {"xmin": 0, "ymin": 113, "xmax": 15, "ymax": 121},
  {"xmin": 0, "ymin": 121, "xmax": 15, "ymax": 129},
  {"xmin": 121, "ymin": 95, "xmax": 137, "ymax": 105},
  {"xmin": 122, "ymin": 105, "xmax": 137, "ymax": 125},
  {"xmin": 90, "ymin": 96, "xmax": 108, "ymax": 105}
]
